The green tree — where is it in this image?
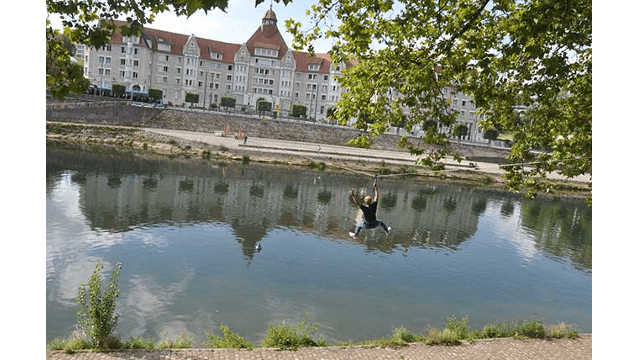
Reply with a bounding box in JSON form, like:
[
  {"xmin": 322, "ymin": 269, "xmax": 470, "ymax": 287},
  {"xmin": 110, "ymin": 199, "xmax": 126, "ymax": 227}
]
[
  {"xmin": 220, "ymin": 96, "xmax": 236, "ymax": 111},
  {"xmin": 185, "ymin": 92, "xmax": 200, "ymax": 107},
  {"xmin": 257, "ymin": 100, "xmax": 272, "ymax": 116},
  {"xmin": 46, "ymin": 0, "xmax": 293, "ymax": 99},
  {"xmin": 483, "ymin": 126, "xmax": 500, "ymax": 141},
  {"xmin": 287, "ymin": 0, "xmax": 592, "ymax": 199},
  {"xmin": 112, "ymin": 83, "xmax": 126, "ymax": 98},
  {"xmin": 75, "ymin": 261, "xmax": 122, "ymax": 349},
  {"xmin": 148, "ymin": 88, "xmax": 163, "ymax": 103},
  {"xmin": 452, "ymin": 123, "xmax": 468, "ymax": 140},
  {"xmin": 292, "ymin": 103, "xmax": 307, "ymax": 118}
]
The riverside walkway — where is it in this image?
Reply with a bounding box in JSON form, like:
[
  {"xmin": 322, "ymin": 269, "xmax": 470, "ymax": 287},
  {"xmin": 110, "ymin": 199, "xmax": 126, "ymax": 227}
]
[
  {"xmin": 46, "ymin": 335, "xmax": 592, "ymax": 360},
  {"xmin": 141, "ymin": 127, "xmax": 592, "ymax": 183}
]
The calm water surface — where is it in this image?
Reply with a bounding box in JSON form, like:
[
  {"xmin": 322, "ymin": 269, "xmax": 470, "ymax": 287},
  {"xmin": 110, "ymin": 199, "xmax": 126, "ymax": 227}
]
[{"xmin": 46, "ymin": 145, "xmax": 592, "ymax": 344}]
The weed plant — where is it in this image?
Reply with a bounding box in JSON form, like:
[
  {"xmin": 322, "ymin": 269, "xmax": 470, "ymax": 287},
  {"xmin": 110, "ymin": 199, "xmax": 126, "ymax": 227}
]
[
  {"xmin": 205, "ymin": 325, "xmax": 254, "ymax": 349},
  {"xmin": 261, "ymin": 319, "xmax": 327, "ymax": 350},
  {"xmin": 158, "ymin": 330, "xmax": 193, "ymax": 349}
]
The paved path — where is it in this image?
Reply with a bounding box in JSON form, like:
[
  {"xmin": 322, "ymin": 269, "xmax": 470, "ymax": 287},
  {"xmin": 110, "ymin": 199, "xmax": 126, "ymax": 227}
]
[
  {"xmin": 142, "ymin": 128, "xmax": 591, "ymax": 183},
  {"xmin": 46, "ymin": 335, "xmax": 591, "ymax": 359}
]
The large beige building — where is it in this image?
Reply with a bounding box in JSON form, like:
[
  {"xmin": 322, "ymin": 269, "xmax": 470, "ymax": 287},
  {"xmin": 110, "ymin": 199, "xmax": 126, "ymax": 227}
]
[
  {"xmin": 83, "ymin": 7, "xmax": 489, "ymax": 143},
  {"xmin": 83, "ymin": 7, "xmax": 352, "ymax": 121}
]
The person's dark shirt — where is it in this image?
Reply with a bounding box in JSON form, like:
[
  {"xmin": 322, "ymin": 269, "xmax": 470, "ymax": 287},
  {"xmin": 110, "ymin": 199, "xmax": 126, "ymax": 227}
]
[{"xmin": 360, "ymin": 201, "xmax": 378, "ymax": 224}]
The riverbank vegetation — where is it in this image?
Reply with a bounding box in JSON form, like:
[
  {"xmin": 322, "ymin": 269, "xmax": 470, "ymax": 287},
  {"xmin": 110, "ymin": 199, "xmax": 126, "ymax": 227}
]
[
  {"xmin": 47, "ymin": 261, "xmax": 579, "ymax": 353},
  {"xmin": 47, "ymin": 317, "xmax": 580, "ymax": 353}
]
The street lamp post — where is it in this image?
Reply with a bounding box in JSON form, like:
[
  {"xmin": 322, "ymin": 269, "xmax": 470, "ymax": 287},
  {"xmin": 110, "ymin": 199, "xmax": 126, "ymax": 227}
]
[{"xmin": 99, "ymin": 57, "xmax": 104, "ymax": 96}]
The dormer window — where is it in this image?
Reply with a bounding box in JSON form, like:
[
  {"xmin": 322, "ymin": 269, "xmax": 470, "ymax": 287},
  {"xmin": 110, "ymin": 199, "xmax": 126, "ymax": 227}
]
[{"xmin": 308, "ymin": 64, "xmax": 320, "ymax": 71}]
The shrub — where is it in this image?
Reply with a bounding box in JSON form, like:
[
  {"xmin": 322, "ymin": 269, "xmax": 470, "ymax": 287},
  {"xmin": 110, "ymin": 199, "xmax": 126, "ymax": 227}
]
[
  {"xmin": 481, "ymin": 321, "xmax": 517, "ymax": 338},
  {"xmin": 548, "ymin": 323, "xmax": 578, "ymax": 339},
  {"xmin": 158, "ymin": 330, "xmax": 193, "ymax": 349},
  {"xmin": 122, "ymin": 336, "xmax": 155, "ymax": 349},
  {"xmin": 261, "ymin": 319, "xmax": 326, "ymax": 350},
  {"xmin": 445, "ymin": 316, "xmax": 470, "ymax": 339},
  {"xmin": 518, "ymin": 320, "xmax": 545, "ymax": 339},
  {"xmin": 242, "ymin": 155, "xmax": 250, "ymax": 164},
  {"xmin": 205, "ymin": 324, "xmax": 254, "ymax": 349},
  {"xmin": 75, "ymin": 261, "xmax": 122, "ymax": 349}
]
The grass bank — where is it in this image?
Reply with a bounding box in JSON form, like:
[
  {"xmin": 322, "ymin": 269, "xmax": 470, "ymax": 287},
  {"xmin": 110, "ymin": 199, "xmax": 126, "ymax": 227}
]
[{"xmin": 47, "ymin": 317, "xmax": 580, "ymax": 354}]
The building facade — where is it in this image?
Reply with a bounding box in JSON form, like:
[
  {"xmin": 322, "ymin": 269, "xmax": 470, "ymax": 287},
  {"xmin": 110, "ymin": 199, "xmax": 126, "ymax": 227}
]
[{"xmin": 82, "ymin": 7, "xmax": 489, "ymax": 143}]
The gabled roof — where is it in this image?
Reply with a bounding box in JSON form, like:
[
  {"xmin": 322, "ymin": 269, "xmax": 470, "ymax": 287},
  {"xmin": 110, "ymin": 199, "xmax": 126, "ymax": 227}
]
[
  {"xmin": 292, "ymin": 51, "xmax": 331, "ymax": 73},
  {"xmin": 108, "ymin": 20, "xmax": 240, "ymax": 63},
  {"xmin": 245, "ymin": 23, "xmax": 289, "ymax": 60}
]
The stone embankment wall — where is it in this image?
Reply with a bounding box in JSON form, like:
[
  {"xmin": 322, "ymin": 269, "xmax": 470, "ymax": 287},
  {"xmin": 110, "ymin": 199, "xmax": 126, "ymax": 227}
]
[{"xmin": 46, "ymin": 104, "xmax": 511, "ymax": 162}]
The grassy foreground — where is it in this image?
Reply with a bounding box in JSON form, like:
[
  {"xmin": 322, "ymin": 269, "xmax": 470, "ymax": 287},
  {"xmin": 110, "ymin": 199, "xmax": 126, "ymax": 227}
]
[{"xmin": 47, "ymin": 317, "xmax": 580, "ymax": 354}]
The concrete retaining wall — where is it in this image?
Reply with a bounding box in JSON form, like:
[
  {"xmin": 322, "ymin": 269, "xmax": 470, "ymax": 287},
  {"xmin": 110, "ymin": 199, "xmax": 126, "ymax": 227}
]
[{"xmin": 46, "ymin": 104, "xmax": 511, "ymax": 162}]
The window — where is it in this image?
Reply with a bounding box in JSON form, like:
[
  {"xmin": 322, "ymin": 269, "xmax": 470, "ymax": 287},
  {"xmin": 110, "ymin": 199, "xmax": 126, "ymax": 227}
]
[
  {"xmin": 227, "ymin": 75, "xmax": 232, "ymax": 80},
  {"xmin": 133, "ymin": 72, "xmax": 138, "ymax": 78},
  {"xmin": 324, "ymin": 75, "xmax": 329, "ymax": 81},
  {"xmin": 164, "ymin": 55, "xmax": 169, "ymax": 61},
  {"xmin": 121, "ymin": 59, "xmax": 126, "ymax": 65},
  {"xmin": 162, "ymin": 76, "xmax": 168, "ymax": 83},
  {"xmin": 121, "ymin": 46, "xmax": 126, "ymax": 53},
  {"xmin": 308, "ymin": 64, "xmax": 320, "ymax": 71},
  {"xmin": 133, "ymin": 60, "xmax": 139, "ymax": 66},
  {"xmin": 177, "ymin": 68, "xmax": 181, "ymax": 74},
  {"xmin": 101, "ymin": 45, "xmax": 111, "ymax": 52},
  {"xmin": 198, "ymin": 81, "xmax": 203, "ymax": 87},
  {"xmin": 163, "ymin": 66, "xmax": 169, "ymax": 72},
  {"xmin": 228, "ymin": 65, "xmax": 233, "ymax": 71},
  {"xmin": 462, "ymin": 100, "xmax": 466, "ymax": 107}
]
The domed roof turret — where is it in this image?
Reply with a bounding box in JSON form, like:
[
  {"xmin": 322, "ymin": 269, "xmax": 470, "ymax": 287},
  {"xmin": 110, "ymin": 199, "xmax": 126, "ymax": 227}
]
[{"xmin": 263, "ymin": 6, "xmax": 277, "ymax": 24}]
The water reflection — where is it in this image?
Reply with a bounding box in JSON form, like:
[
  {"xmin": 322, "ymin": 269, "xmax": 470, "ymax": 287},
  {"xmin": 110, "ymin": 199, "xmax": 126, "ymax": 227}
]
[
  {"xmin": 46, "ymin": 144, "xmax": 592, "ymax": 342},
  {"xmin": 46, "ymin": 144, "xmax": 591, "ymax": 269}
]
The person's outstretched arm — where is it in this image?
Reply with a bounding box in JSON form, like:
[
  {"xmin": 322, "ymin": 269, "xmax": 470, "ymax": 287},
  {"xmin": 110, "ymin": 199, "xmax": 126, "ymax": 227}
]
[
  {"xmin": 373, "ymin": 182, "xmax": 379, "ymax": 203},
  {"xmin": 350, "ymin": 188, "xmax": 362, "ymax": 207}
]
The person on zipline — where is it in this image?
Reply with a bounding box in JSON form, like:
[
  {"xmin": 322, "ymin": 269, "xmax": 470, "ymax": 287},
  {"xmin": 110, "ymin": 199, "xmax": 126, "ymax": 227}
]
[{"xmin": 349, "ymin": 178, "xmax": 391, "ymax": 238}]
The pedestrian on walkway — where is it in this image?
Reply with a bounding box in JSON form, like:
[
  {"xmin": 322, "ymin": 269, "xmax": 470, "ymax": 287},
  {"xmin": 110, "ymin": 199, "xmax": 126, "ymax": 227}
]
[{"xmin": 349, "ymin": 178, "xmax": 391, "ymax": 238}]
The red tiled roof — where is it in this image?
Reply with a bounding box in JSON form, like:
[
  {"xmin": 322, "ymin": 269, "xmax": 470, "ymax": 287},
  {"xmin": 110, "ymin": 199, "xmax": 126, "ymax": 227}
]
[
  {"xmin": 105, "ymin": 19, "xmax": 349, "ymax": 70},
  {"xmin": 292, "ymin": 51, "xmax": 331, "ymax": 73},
  {"xmin": 107, "ymin": 20, "xmax": 239, "ymax": 63},
  {"xmin": 245, "ymin": 23, "xmax": 289, "ymax": 60}
]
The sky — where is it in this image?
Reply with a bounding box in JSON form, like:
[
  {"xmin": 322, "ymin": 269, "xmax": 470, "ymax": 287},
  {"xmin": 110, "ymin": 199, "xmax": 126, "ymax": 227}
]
[{"xmin": 47, "ymin": 0, "xmax": 336, "ymax": 54}]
